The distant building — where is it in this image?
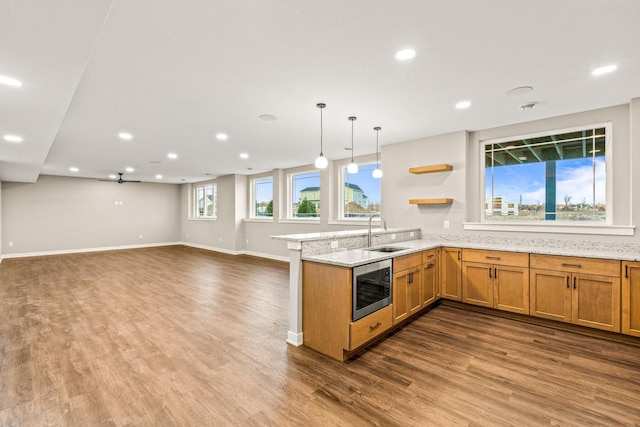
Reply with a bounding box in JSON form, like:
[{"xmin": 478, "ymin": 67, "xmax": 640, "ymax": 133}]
[
  {"xmin": 344, "ymin": 183, "xmax": 368, "ymax": 208},
  {"xmin": 299, "ymin": 186, "xmax": 321, "ymax": 212},
  {"xmin": 485, "ymin": 196, "xmax": 519, "ymax": 216}
]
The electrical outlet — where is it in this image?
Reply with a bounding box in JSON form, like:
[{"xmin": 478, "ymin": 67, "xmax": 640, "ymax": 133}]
[
  {"xmin": 139, "ymin": 234, "xmax": 143, "ymax": 239},
  {"xmin": 409, "ymin": 232, "xmax": 415, "ymax": 238},
  {"xmin": 246, "ymin": 239, "xmax": 249, "ymax": 244},
  {"xmin": 444, "ymin": 220, "xmax": 450, "ymax": 229},
  {"xmin": 330, "ymin": 240, "xmax": 339, "ymax": 249},
  {"xmin": 219, "ymin": 237, "xmax": 223, "ymax": 242},
  {"xmin": 8, "ymin": 241, "xmax": 13, "ymax": 247},
  {"xmin": 186, "ymin": 233, "xmax": 189, "ymax": 238},
  {"xmin": 391, "ymin": 234, "xmax": 396, "ymax": 240}
]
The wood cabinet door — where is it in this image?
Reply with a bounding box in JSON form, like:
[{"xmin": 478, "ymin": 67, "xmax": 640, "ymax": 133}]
[
  {"xmin": 435, "ymin": 247, "xmax": 442, "ymax": 298},
  {"xmin": 408, "ymin": 269, "xmax": 422, "ymax": 316},
  {"xmin": 494, "ymin": 266, "xmax": 529, "ymax": 315},
  {"xmin": 393, "ymin": 271, "xmax": 409, "ymax": 324},
  {"xmin": 441, "ymin": 247, "xmax": 462, "ymax": 300},
  {"xmin": 421, "ymin": 259, "xmax": 437, "ymax": 306},
  {"xmin": 622, "ymin": 262, "xmax": 640, "ymax": 337},
  {"xmin": 462, "ymin": 262, "xmax": 493, "ymax": 307},
  {"xmin": 529, "ymin": 269, "xmax": 571, "ymax": 323},
  {"xmin": 572, "ymin": 273, "xmax": 621, "ymax": 332}
]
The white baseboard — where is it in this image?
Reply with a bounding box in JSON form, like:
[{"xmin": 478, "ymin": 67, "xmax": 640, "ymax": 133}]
[
  {"xmin": 287, "ymin": 331, "xmax": 304, "ymax": 347},
  {"xmin": 243, "ymin": 250, "xmax": 289, "ymax": 263},
  {"xmin": 180, "ymin": 242, "xmax": 289, "ymax": 263},
  {"xmin": 1, "ymin": 242, "xmax": 181, "ymax": 259}
]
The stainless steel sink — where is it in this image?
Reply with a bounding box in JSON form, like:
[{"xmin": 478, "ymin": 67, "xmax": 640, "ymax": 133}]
[{"xmin": 365, "ymin": 246, "xmax": 407, "ymax": 253}]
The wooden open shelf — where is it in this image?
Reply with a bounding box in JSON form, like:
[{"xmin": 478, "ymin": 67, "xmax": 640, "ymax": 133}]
[
  {"xmin": 409, "ymin": 198, "xmax": 453, "ymax": 205},
  {"xmin": 409, "ymin": 164, "xmax": 453, "ymax": 174}
]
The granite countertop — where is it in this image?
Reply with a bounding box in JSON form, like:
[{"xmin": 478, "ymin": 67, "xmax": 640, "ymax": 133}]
[
  {"xmin": 272, "ymin": 227, "xmax": 420, "ymax": 242},
  {"xmin": 302, "ymin": 237, "xmax": 640, "ymax": 268}
]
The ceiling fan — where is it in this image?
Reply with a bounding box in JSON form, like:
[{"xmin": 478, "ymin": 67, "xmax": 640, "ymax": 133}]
[{"xmin": 99, "ymin": 172, "xmax": 141, "ymax": 184}]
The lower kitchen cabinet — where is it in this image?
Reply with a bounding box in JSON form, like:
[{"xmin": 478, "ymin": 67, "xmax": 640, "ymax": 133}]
[
  {"xmin": 421, "ymin": 248, "xmax": 439, "ymax": 306},
  {"xmin": 622, "ymin": 261, "xmax": 640, "ymax": 337},
  {"xmin": 461, "ymin": 249, "xmax": 530, "ymax": 314},
  {"xmin": 349, "ymin": 305, "xmax": 393, "ymax": 350},
  {"xmin": 441, "ymin": 247, "xmax": 462, "ymax": 300},
  {"xmin": 530, "ymin": 254, "xmax": 621, "ymax": 333},
  {"xmin": 393, "ymin": 253, "xmax": 422, "ymax": 324}
]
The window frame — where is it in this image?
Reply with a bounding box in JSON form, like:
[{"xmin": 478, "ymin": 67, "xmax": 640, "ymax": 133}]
[
  {"xmin": 190, "ymin": 181, "xmax": 218, "ymax": 220},
  {"xmin": 287, "ymin": 169, "xmax": 321, "ymax": 221},
  {"xmin": 249, "ymin": 175, "xmax": 274, "ymax": 220},
  {"xmin": 338, "ymin": 161, "xmax": 382, "ymax": 221},
  {"xmin": 479, "ymin": 122, "xmax": 613, "ymax": 226}
]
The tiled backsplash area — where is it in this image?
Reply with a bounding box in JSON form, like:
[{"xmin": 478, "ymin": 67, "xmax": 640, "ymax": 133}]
[{"xmin": 300, "ymin": 229, "xmax": 421, "ymax": 257}]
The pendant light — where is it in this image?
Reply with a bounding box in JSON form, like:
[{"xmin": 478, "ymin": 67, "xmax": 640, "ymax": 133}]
[
  {"xmin": 347, "ymin": 116, "xmax": 358, "ymax": 174},
  {"xmin": 314, "ymin": 103, "xmax": 328, "ymax": 169},
  {"xmin": 372, "ymin": 126, "xmax": 383, "ymax": 178}
]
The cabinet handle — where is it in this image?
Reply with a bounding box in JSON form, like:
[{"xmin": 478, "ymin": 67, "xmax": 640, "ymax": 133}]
[
  {"xmin": 457, "ymin": 251, "xmax": 461, "ymax": 261},
  {"xmin": 489, "ymin": 267, "xmax": 492, "ymax": 278},
  {"xmin": 625, "ymin": 265, "xmax": 629, "ymax": 278},
  {"xmin": 426, "ymin": 254, "xmax": 434, "ymax": 259},
  {"xmin": 426, "ymin": 263, "xmax": 434, "ymax": 269},
  {"xmin": 562, "ymin": 263, "xmax": 582, "ymax": 268},
  {"xmin": 369, "ymin": 322, "xmax": 382, "ymax": 331},
  {"xmin": 409, "ymin": 272, "xmax": 413, "ymax": 284},
  {"xmin": 566, "ymin": 276, "xmax": 570, "ymax": 288},
  {"xmin": 494, "ymin": 267, "xmax": 497, "ymax": 278},
  {"xmin": 486, "ymin": 256, "xmax": 501, "ymax": 260},
  {"xmin": 573, "ymin": 277, "xmax": 577, "ymax": 289}
]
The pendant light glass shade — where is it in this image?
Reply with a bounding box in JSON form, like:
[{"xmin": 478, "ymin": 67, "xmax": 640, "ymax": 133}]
[
  {"xmin": 372, "ymin": 126, "xmax": 383, "ymax": 178},
  {"xmin": 347, "ymin": 116, "xmax": 358, "ymax": 174},
  {"xmin": 315, "ymin": 103, "xmax": 328, "ymax": 169}
]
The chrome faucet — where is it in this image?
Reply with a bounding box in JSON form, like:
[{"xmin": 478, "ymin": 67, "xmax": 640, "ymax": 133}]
[{"xmin": 368, "ymin": 213, "xmax": 387, "ymax": 248}]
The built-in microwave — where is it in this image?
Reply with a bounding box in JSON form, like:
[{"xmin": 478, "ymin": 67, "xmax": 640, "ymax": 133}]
[{"xmin": 352, "ymin": 259, "xmax": 392, "ymax": 321}]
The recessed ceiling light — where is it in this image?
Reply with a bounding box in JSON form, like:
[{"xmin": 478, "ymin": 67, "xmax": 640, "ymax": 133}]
[
  {"xmin": 167, "ymin": 152, "xmax": 178, "ymax": 159},
  {"xmin": 592, "ymin": 64, "xmax": 617, "ymax": 76},
  {"xmin": 125, "ymin": 167, "xmax": 134, "ymax": 173},
  {"xmin": 395, "ymin": 49, "xmax": 416, "ymax": 61},
  {"xmin": 216, "ymin": 133, "xmax": 228, "ymax": 140},
  {"xmin": 506, "ymin": 86, "xmax": 534, "ymax": 96},
  {"xmin": 0, "ymin": 75, "xmax": 22, "ymax": 87},
  {"xmin": 118, "ymin": 132, "xmax": 133, "ymax": 140},
  {"xmin": 239, "ymin": 153, "xmax": 249, "ymax": 159},
  {"xmin": 259, "ymin": 114, "xmax": 277, "ymax": 121},
  {"xmin": 109, "ymin": 174, "xmax": 117, "ymax": 179},
  {"xmin": 455, "ymin": 100, "xmax": 471, "ymax": 109},
  {"xmin": 520, "ymin": 102, "xmax": 537, "ymax": 111},
  {"xmin": 3, "ymin": 134, "xmax": 23, "ymax": 142},
  {"xmin": 69, "ymin": 167, "xmax": 79, "ymax": 172},
  {"xmin": 155, "ymin": 174, "xmax": 163, "ymax": 179}
]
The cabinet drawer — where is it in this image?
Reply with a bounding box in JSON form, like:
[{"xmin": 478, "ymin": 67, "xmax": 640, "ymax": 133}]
[
  {"xmin": 530, "ymin": 254, "xmax": 620, "ymax": 277},
  {"xmin": 349, "ymin": 305, "xmax": 393, "ymax": 350},
  {"xmin": 422, "ymin": 249, "xmax": 438, "ymax": 265},
  {"xmin": 394, "ymin": 253, "xmax": 422, "ymax": 272},
  {"xmin": 462, "ymin": 249, "xmax": 529, "ymax": 268}
]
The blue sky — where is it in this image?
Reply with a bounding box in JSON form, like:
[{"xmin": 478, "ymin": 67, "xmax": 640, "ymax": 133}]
[{"xmin": 486, "ymin": 158, "xmax": 605, "ymax": 205}]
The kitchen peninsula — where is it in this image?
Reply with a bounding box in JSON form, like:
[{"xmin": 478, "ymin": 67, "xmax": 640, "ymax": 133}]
[{"xmin": 273, "ymin": 230, "xmax": 640, "ymax": 361}]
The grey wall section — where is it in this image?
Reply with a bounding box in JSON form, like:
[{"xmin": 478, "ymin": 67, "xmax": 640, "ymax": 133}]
[
  {"xmin": 0, "ymin": 180, "xmax": 2, "ymax": 260},
  {"xmin": 382, "ymin": 131, "xmax": 467, "ymax": 234},
  {"xmin": 1, "ymin": 175, "xmax": 181, "ymax": 255}
]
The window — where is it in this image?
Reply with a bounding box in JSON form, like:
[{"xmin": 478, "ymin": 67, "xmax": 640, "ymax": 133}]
[
  {"xmin": 289, "ymin": 171, "xmax": 320, "ymax": 218},
  {"xmin": 483, "ymin": 124, "xmax": 609, "ymax": 223},
  {"xmin": 193, "ymin": 182, "xmax": 217, "ymax": 219},
  {"xmin": 251, "ymin": 177, "xmax": 273, "ymax": 218},
  {"xmin": 341, "ymin": 162, "xmax": 381, "ymax": 219}
]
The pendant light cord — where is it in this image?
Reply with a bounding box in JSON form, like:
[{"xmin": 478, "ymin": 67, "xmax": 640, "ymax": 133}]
[
  {"xmin": 376, "ymin": 129, "xmax": 379, "ymax": 164},
  {"xmin": 320, "ymin": 107, "xmax": 324, "ymax": 156},
  {"xmin": 351, "ymin": 119, "xmax": 355, "ymax": 162}
]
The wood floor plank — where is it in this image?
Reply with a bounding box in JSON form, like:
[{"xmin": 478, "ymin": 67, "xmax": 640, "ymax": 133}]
[{"xmin": 2, "ymin": 246, "xmax": 640, "ymax": 426}]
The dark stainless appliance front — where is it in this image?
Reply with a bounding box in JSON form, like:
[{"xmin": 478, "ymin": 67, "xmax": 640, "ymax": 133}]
[{"xmin": 352, "ymin": 259, "xmax": 392, "ymax": 321}]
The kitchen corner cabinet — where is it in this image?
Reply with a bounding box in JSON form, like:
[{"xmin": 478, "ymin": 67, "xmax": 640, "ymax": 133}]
[
  {"xmin": 422, "ymin": 248, "xmax": 440, "ymax": 306},
  {"xmin": 302, "ymin": 261, "xmax": 392, "ymax": 361},
  {"xmin": 622, "ymin": 261, "xmax": 640, "ymax": 337},
  {"xmin": 530, "ymin": 254, "xmax": 621, "ymax": 333},
  {"xmin": 461, "ymin": 249, "xmax": 529, "ymax": 314},
  {"xmin": 393, "ymin": 253, "xmax": 422, "ymax": 324},
  {"xmin": 441, "ymin": 247, "xmax": 462, "ymax": 300}
]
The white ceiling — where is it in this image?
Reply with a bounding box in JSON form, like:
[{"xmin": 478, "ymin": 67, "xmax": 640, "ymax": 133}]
[{"xmin": 1, "ymin": 0, "xmax": 639, "ymax": 184}]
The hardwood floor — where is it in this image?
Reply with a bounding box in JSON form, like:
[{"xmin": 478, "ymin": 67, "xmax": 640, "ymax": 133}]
[{"xmin": 1, "ymin": 246, "xmax": 640, "ymax": 426}]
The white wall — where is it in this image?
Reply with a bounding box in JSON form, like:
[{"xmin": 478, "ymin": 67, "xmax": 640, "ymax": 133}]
[
  {"xmin": 1, "ymin": 175, "xmax": 181, "ymax": 255},
  {"xmin": 382, "ymin": 131, "xmax": 467, "ymax": 234}
]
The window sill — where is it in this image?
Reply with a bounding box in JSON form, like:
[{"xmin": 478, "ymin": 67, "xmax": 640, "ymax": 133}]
[
  {"xmin": 328, "ymin": 219, "xmax": 380, "ymax": 226},
  {"xmin": 188, "ymin": 217, "xmax": 218, "ymax": 222},
  {"xmin": 278, "ymin": 219, "xmax": 321, "ymax": 225},
  {"xmin": 463, "ymin": 222, "xmax": 635, "ymax": 236},
  {"xmin": 244, "ymin": 218, "xmax": 274, "ymax": 223}
]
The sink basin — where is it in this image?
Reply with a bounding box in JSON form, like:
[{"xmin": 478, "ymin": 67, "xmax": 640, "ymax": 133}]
[{"xmin": 366, "ymin": 246, "xmax": 407, "ymax": 253}]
